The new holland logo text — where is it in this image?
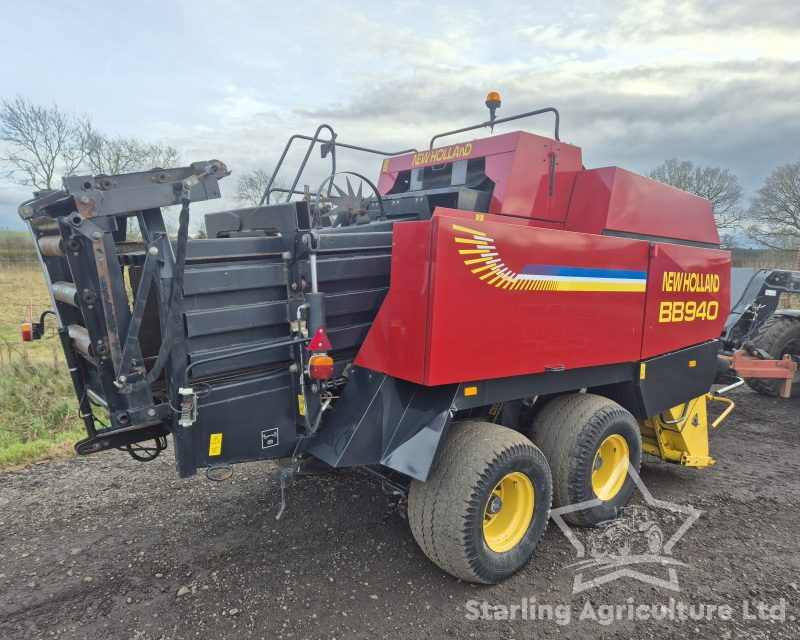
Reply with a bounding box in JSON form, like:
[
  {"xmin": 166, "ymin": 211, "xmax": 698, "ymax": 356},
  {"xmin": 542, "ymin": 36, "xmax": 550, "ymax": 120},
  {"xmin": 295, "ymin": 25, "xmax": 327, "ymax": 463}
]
[
  {"xmin": 412, "ymin": 143, "xmax": 473, "ymax": 167},
  {"xmin": 452, "ymin": 223, "xmax": 647, "ymax": 292}
]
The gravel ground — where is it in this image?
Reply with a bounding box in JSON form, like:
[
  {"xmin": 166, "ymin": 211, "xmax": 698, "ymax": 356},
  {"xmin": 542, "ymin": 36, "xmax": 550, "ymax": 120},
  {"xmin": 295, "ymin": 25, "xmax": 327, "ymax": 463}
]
[{"xmin": 1, "ymin": 386, "xmax": 798, "ymax": 640}]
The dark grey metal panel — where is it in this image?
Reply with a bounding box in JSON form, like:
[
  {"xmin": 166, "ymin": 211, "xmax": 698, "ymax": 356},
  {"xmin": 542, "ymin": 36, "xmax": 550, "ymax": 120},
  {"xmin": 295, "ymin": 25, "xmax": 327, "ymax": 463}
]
[
  {"xmin": 186, "ymin": 236, "xmax": 284, "ymax": 259},
  {"xmin": 183, "ymin": 261, "xmax": 286, "ymax": 295},
  {"xmin": 635, "ymin": 341, "xmax": 719, "ymax": 417},
  {"xmin": 316, "ymin": 254, "xmax": 391, "ymax": 282},
  {"xmin": 184, "ymin": 301, "xmax": 289, "ymax": 338},
  {"xmin": 181, "ymin": 255, "xmax": 292, "ymax": 375},
  {"xmin": 313, "ymin": 232, "xmax": 393, "ymax": 252},
  {"xmin": 326, "ymin": 323, "xmax": 372, "ymax": 352},
  {"xmin": 324, "ymin": 288, "xmax": 389, "ymax": 324},
  {"xmin": 451, "ymin": 362, "xmax": 633, "ymax": 410},
  {"xmin": 194, "ymin": 370, "xmax": 299, "ymax": 467},
  {"xmin": 187, "ymin": 344, "xmax": 293, "ymax": 378},
  {"xmin": 204, "ymin": 201, "xmax": 311, "ymax": 239},
  {"xmin": 182, "ymin": 287, "xmax": 286, "ymax": 312},
  {"xmin": 186, "ymin": 325, "xmax": 289, "ymax": 352},
  {"xmin": 306, "ymin": 366, "xmax": 458, "ymax": 481}
]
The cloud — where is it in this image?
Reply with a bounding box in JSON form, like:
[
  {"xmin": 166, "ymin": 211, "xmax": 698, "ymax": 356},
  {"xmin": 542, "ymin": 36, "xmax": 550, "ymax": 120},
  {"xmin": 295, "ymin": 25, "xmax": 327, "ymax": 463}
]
[
  {"xmin": 0, "ymin": 0, "xmax": 798, "ymax": 228},
  {"xmin": 274, "ymin": 58, "xmax": 800, "ymax": 191}
]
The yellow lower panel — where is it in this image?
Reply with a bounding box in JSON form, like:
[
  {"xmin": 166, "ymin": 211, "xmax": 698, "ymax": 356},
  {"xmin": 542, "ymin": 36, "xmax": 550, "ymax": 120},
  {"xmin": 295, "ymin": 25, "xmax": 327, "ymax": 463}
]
[{"xmin": 640, "ymin": 394, "xmax": 722, "ymax": 468}]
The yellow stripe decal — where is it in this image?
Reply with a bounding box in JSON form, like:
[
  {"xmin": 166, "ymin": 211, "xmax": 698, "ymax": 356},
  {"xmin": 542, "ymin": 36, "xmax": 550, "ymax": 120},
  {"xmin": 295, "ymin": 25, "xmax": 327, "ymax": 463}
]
[
  {"xmin": 452, "ymin": 224, "xmax": 486, "ymax": 237},
  {"xmin": 464, "ymin": 256, "xmax": 492, "ymax": 265},
  {"xmin": 471, "ymin": 264, "xmax": 494, "ymax": 274},
  {"xmin": 450, "ymin": 222, "xmax": 646, "ymax": 294}
]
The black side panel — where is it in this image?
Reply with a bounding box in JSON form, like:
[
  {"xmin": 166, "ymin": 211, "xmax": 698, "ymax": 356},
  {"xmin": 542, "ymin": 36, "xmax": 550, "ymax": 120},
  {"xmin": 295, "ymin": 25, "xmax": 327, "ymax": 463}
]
[
  {"xmin": 451, "ymin": 362, "xmax": 633, "ymax": 411},
  {"xmin": 635, "ymin": 341, "xmax": 719, "ymax": 417},
  {"xmin": 204, "ymin": 201, "xmax": 311, "ymax": 243},
  {"xmin": 182, "ymin": 258, "xmax": 291, "ymax": 377},
  {"xmin": 306, "ymin": 367, "xmax": 458, "ymax": 482},
  {"xmin": 193, "ymin": 371, "xmax": 299, "ymax": 468}
]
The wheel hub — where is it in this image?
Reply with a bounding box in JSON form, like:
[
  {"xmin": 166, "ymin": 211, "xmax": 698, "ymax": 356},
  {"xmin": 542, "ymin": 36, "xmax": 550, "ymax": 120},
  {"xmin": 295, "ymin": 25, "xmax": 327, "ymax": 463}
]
[
  {"xmin": 591, "ymin": 434, "xmax": 630, "ymax": 501},
  {"xmin": 483, "ymin": 472, "xmax": 535, "ymax": 553},
  {"xmin": 487, "ymin": 495, "xmax": 503, "ymax": 514}
]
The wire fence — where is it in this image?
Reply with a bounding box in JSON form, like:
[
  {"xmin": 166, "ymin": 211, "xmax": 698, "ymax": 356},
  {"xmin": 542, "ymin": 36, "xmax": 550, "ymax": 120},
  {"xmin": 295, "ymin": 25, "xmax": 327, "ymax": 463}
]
[{"xmin": 0, "ymin": 232, "xmax": 39, "ymax": 267}]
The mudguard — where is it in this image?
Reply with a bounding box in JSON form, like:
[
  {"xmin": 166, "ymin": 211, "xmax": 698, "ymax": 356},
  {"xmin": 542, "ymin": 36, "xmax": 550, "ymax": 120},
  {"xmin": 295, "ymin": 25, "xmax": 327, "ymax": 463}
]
[{"xmin": 305, "ymin": 367, "xmax": 458, "ymax": 481}]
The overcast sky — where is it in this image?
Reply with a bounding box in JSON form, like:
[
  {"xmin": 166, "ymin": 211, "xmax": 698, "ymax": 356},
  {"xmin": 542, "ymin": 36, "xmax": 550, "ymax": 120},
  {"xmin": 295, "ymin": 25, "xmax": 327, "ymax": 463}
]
[{"xmin": 1, "ymin": 0, "xmax": 798, "ymax": 229}]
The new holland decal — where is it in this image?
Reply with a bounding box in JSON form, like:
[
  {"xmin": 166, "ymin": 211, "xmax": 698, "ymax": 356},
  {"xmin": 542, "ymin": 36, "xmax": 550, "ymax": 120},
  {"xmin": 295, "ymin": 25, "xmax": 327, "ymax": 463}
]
[
  {"xmin": 452, "ymin": 223, "xmax": 647, "ymax": 292},
  {"xmin": 411, "ymin": 143, "xmax": 473, "ymax": 167}
]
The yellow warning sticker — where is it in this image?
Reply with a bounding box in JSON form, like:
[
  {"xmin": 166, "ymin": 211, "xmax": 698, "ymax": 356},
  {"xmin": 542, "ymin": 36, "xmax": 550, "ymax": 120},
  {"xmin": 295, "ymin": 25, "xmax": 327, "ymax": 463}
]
[
  {"xmin": 639, "ymin": 363, "xmax": 647, "ymax": 380},
  {"xmin": 209, "ymin": 433, "xmax": 222, "ymax": 456},
  {"xmin": 381, "ymin": 159, "xmax": 390, "ymax": 173},
  {"xmin": 297, "ymin": 394, "xmax": 306, "ymax": 417}
]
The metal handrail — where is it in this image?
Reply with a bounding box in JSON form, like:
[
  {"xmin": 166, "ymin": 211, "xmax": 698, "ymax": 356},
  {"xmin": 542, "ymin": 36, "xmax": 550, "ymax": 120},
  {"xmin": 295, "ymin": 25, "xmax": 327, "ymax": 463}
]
[
  {"xmin": 259, "ymin": 124, "xmax": 336, "ymax": 206},
  {"xmin": 259, "ymin": 125, "xmax": 418, "ymax": 206},
  {"xmin": 429, "ymin": 106, "xmax": 561, "ymax": 149},
  {"xmin": 259, "ymin": 107, "xmax": 562, "ymax": 206}
]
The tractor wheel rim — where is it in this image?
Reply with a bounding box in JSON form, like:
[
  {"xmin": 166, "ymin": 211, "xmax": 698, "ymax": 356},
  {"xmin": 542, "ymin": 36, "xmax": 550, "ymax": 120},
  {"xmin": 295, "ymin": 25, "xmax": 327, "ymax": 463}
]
[
  {"xmin": 483, "ymin": 471, "xmax": 535, "ymax": 553},
  {"xmin": 591, "ymin": 434, "xmax": 630, "ymax": 501}
]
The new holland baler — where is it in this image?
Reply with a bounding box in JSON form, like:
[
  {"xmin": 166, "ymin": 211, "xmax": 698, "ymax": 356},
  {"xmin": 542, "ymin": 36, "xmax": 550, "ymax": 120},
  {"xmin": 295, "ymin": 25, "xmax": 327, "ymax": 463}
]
[{"xmin": 20, "ymin": 97, "xmax": 736, "ymax": 583}]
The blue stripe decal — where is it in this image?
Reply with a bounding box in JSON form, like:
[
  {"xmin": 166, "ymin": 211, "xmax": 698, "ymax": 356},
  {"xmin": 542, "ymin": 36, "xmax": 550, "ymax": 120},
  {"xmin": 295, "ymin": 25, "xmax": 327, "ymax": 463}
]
[{"xmin": 520, "ymin": 265, "xmax": 647, "ymax": 279}]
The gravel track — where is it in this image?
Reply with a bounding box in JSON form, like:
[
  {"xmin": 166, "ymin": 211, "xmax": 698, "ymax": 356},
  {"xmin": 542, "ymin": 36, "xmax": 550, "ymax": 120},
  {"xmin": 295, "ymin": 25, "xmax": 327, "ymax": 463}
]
[{"xmin": 1, "ymin": 387, "xmax": 798, "ymax": 639}]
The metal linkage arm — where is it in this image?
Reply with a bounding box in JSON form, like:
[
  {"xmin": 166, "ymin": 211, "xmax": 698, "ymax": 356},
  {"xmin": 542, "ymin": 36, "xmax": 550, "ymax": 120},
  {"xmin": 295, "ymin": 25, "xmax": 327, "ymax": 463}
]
[{"xmin": 20, "ymin": 160, "xmax": 229, "ymax": 220}]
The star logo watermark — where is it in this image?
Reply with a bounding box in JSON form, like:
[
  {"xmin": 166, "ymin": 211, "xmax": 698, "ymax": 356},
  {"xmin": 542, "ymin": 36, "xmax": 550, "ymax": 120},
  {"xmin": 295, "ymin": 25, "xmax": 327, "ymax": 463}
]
[{"xmin": 550, "ymin": 463, "xmax": 701, "ymax": 593}]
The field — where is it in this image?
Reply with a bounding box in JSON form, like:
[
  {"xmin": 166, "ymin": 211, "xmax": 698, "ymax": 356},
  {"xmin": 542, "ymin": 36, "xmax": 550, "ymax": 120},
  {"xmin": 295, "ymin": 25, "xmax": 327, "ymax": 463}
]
[{"xmin": 0, "ymin": 254, "xmax": 84, "ymax": 468}]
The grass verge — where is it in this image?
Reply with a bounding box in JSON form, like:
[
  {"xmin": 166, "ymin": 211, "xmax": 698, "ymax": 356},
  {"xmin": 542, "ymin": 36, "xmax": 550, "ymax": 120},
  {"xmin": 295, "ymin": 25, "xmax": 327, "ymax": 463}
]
[{"xmin": 0, "ymin": 361, "xmax": 84, "ymax": 469}]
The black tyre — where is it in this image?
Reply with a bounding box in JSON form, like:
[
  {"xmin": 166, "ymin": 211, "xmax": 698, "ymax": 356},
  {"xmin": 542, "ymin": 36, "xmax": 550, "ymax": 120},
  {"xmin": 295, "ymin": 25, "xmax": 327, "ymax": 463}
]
[
  {"xmin": 408, "ymin": 421, "xmax": 552, "ymax": 584},
  {"xmin": 743, "ymin": 314, "xmax": 800, "ymax": 397},
  {"xmin": 526, "ymin": 393, "xmax": 641, "ymax": 527}
]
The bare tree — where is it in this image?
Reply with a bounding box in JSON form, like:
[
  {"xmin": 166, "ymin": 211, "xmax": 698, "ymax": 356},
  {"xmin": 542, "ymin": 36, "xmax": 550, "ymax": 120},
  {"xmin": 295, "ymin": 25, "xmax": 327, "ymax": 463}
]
[
  {"xmin": 1, "ymin": 96, "xmax": 181, "ymax": 193},
  {"xmin": 0, "ymin": 96, "xmax": 93, "ymax": 189},
  {"xmin": 746, "ymin": 161, "xmax": 800, "ymax": 263},
  {"xmin": 648, "ymin": 158, "xmax": 744, "ymax": 231},
  {"xmin": 235, "ymin": 169, "xmax": 283, "ymax": 207},
  {"xmin": 84, "ymin": 135, "xmax": 180, "ymax": 176}
]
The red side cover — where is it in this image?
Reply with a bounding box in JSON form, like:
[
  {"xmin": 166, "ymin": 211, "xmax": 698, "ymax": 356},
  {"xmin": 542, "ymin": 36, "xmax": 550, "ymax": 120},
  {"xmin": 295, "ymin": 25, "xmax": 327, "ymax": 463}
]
[
  {"xmin": 565, "ymin": 167, "xmax": 720, "ymax": 245},
  {"xmin": 356, "ymin": 209, "xmax": 730, "ymax": 385},
  {"xmin": 640, "ymin": 242, "xmax": 730, "ymax": 359}
]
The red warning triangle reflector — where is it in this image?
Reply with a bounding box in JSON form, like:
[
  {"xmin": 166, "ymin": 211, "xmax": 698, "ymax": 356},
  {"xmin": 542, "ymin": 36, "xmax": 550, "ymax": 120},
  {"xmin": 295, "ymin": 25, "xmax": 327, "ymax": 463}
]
[{"xmin": 308, "ymin": 325, "xmax": 332, "ymax": 351}]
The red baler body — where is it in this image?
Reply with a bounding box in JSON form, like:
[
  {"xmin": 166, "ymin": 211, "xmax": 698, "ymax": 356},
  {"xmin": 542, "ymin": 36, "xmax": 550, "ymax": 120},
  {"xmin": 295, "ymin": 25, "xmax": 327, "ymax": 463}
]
[{"xmin": 357, "ymin": 131, "xmax": 730, "ymax": 385}]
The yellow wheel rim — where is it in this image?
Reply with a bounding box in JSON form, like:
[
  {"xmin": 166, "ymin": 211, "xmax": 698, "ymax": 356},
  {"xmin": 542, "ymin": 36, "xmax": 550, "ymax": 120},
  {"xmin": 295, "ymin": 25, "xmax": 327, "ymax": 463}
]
[
  {"xmin": 483, "ymin": 471, "xmax": 535, "ymax": 553},
  {"xmin": 591, "ymin": 434, "xmax": 630, "ymax": 501}
]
